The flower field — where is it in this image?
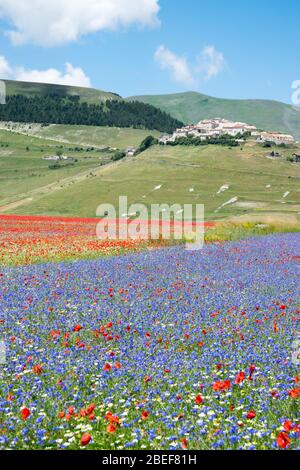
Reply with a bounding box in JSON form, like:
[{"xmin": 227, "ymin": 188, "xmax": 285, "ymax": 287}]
[
  {"xmin": 0, "ymin": 215, "xmax": 216, "ymax": 266},
  {"xmin": 0, "ymin": 215, "xmax": 148, "ymax": 266},
  {"xmin": 0, "ymin": 231, "xmax": 299, "ymax": 450}
]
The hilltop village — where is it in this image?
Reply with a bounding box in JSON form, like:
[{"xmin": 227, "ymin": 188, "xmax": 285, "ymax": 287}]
[{"xmin": 159, "ymin": 118, "xmax": 296, "ymax": 146}]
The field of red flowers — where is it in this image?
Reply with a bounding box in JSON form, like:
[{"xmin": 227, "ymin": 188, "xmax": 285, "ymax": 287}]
[
  {"xmin": 0, "ymin": 215, "xmax": 147, "ymax": 265},
  {"xmin": 0, "ymin": 215, "xmax": 214, "ymax": 265}
]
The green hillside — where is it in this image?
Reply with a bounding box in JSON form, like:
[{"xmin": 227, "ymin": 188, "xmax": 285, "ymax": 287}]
[
  {"xmin": 7, "ymin": 123, "xmax": 160, "ymax": 149},
  {"xmin": 4, "ymin": 140, "xmax": 300, "ymax": 221},
  {"xmin": 0, "ymin": 125, "xmax": 161, "ymax": 209},
  {"xmin": 3, "ymin": 79, "xmax": 121, "ymax": 104},
  {"xmin": 127, "ymin": 92, "xmax": 300, "ymax": 139},
  {"xmin": 0, "ymin": 80, "xmax": 183, "ymax": 133}
]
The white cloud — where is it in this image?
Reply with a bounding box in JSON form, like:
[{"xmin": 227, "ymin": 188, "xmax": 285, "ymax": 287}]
[
  {"xmin": 0, "ymin": 57, "xmax": 92, "ymax": 87},
  {"xmin": 15, "ymin": 63, "xmax": 92, "ymax": 87},
  {"xmin": 155, "ymin": 44, "xmax": 226, "ymax": 87},
  {"xmin": 0, "ymin": 0, "xmax": 160, "ymax": 46},
  {"xmin": 154, "ymin": 45, "xmax": 195, "ymax": 87},
  {"xmin": 0, "ymin": 55, "xmax": 13, "ymax": 77},
  {"xmin": 197, "ymin": 45, "xmax": 226, "ymax": 80}
]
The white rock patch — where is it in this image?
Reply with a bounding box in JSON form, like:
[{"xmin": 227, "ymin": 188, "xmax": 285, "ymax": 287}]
[
  {"xmin": 215, "ymin": 197, "xmax": 238, "ymax": 213},
  {"xmin": 217, "ymin": 185, "xmax": 229, "ymax": 195}
]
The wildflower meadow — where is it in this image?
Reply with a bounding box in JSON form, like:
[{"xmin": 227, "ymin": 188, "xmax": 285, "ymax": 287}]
[{"xmin": 0, "ymin": 225, "xmax": 299, "ymax": 450}]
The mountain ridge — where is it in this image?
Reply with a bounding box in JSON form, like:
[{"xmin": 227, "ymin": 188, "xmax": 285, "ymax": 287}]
[
  {"xmin": 126, "ymin": 91, "xmax": 300, "ymax": 139},
  {"xmin": 2, "ymin": 80, "xmax": 300, "ymax": 139}
]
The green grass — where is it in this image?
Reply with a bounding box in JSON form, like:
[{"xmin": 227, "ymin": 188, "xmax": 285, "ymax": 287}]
[
  {"xmin": 0, "ymin": 129, "xmax": 114, "ymax": 206},
  {"xmin": 0, "ymin": 126, "xmax": 161, "ymax": 208},
  {"xmin": 7, "ymin": 141, "xmax": 300, "ymax": 220},
  {"xmin": 204, "ymin": 218, "xmax": 300, "ymax": 242},
  {"xmin": 3, "ymin": 79, "xmax": 121, "ymax": 104},
  {"xmin": 15, "ymin": 124, "xmax": 161, "ymax": 149},
  {"xmin": 127, "ymin": 91, "xmax": 300, "ymax": 140}
]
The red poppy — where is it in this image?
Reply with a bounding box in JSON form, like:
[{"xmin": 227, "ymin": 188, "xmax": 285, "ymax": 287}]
[
  {"xmin": 86, "ymin": 403, "xmax": 95, "ymax": 415},
  {"xmin": 276, "ymin": 432, "xmax": 290, "ymax": 449},
  {"xmin": 73, "ymin": 324, "xmax": 82, "ymax": 332},
  {"xmin": 235, "ymin": 371, "xmax": 245, "ymax": 384},
  {"xmin": 106, "ymin": 423, "xmax": 116, "ymax": 433},
  {"xmin": 80, "ymin": 433, "xmax": 92, "ymax": 446},
  {"xmin": 32, "ymin": 364, "xmax": 43, "ymax": 375},
  {"xmin": 212, "ymin": 380, "xmax": 231, "ymax": 392},
  {"xmin": 283, "ymin": 421, "xmax": 293, "ymax": 432},
  {"xmin": 141, "ymin": 411, "xmax": 150, "ymax": 420},
  {"xmin": 21, "ymin": 407, "xmax": 31, "ymax": 420},
  {"xmin": 288, "ymin": 387, "xmax": 300, "ymax": 399},
  {"xmin": 181, "ymin": 438, "xmax": 188, "ymax": 449},
  {"xmin": 105, "ymin": 411, "xmax": 120, "ymax": 424},
  {"xmin": 195, "ymin": 394, "xmax": 203, "ymax": 405},
  {"xmin": 246, "ymin": 410, "xmax": 256, "ymax": 420},
  {"xmin": 103, "ymin": 363, "xmax": 112, "ymax": 371}
]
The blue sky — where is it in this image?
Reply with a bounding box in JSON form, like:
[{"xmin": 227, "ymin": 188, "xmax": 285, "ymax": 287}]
[{"xmin": 0, "ymin": 0, "xmax": 299, "ymax": 103}]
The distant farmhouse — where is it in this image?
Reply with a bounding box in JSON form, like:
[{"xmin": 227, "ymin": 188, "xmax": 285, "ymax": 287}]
[
  {"xmin": 126, "ymin": 146, "xmax": 136, "ymax": 157},
  {"xmin": 258, "ymin": 131, "xmax": 295, "ymax": 145},
  {"xmin": 43, "ymin": 155, "xmax": 75, "ymax": 162},
  {"xmin": 159, "ymin": 118, "xmax": 296, "ymax": 146}
]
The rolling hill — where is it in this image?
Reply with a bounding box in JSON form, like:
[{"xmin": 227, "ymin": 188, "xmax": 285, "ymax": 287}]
[
  {"xmin": 1, "ymin": 136, "xmax": 299, "ymax": 221},
  {"xmin": 0, "ymin": 80, "xmax": 183, "ymax": 133},
  {"xmin": 3, "ymin": 79, "xmax": 122, "ymax": 104},
  {"xmin": 127, "ymin": 92, "xmax": 300, "ymax": 139}
]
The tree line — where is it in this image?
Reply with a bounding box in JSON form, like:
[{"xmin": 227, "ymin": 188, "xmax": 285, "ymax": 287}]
[
  {"xmin": 165, "ymin": 134, "xmax": 248, "ymax": 147},
  {"xmin": 0, "ymin": 94, "xmax": 183, "ymax": 133}
]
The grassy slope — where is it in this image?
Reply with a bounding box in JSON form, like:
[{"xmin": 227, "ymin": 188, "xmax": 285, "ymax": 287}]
[
  {"xmin": 3, "ymin": 79, "xmax": 121, "ymax": 104},
  {"xmin": 0, "ymin": 126, "xmax": 161, "ymax": 207},
  {"xmin": 15, "ymin": 124, "xmax": 161, "ymax": 149},
  {"xmin": 127, "ymin": 92, "xmax": 300, "ymax": 139},
  {"xmin": 0, "ymin": 129, "xmax": 114, "ymax": 206},
  {"xmin": 9, "ymin": 142, "xmax": 300, "ymax": 220}
]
